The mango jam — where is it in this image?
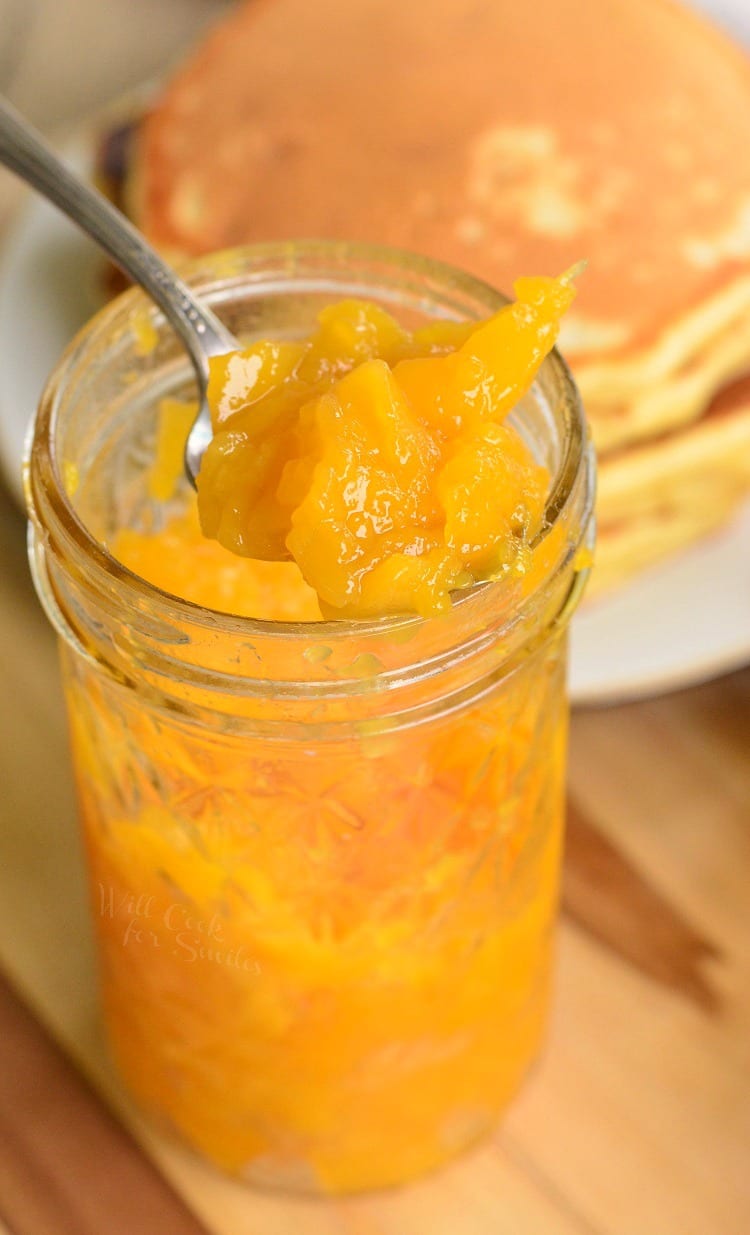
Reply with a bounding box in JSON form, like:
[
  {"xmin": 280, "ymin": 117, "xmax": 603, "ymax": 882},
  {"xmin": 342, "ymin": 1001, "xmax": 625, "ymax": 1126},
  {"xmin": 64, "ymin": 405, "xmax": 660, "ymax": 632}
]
[
  {"xmin": 65, "ymin": 268, "xmax": 584, "ymax": 1194},
  {"xmin": 193, "ymin": 273, "xmax": 576, "ymax": 618},
  {"xmin": 72, "ymin": 634, "xmax": 568, "ymax": 1192}
]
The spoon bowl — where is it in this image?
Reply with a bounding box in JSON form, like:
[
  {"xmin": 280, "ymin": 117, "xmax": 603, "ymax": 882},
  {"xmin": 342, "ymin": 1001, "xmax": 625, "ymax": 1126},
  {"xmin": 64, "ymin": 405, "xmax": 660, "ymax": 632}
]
[{"xmin": 0, "ymin": 94, "xmax": 235, "ymax": 486}]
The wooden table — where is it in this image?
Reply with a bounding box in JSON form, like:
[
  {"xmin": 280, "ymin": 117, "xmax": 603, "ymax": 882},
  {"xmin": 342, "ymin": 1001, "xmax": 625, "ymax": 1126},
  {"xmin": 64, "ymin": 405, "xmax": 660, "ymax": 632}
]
[{"xmin": 1, "ymin": 466, "xmax": 748, "ymax": 1235}]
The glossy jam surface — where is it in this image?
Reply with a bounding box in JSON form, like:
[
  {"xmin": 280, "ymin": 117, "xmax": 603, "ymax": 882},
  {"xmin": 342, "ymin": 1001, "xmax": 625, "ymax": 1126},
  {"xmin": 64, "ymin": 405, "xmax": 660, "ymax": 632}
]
[
  {"xmin": 116, "ymin": 505, "xmax": 322, "ymax": 621},
  {"xmin": 67, "ymin": 275, "xmax": 579, "ymax": 1194},
  {"xmin": 196, "ymin": 274, "xmax": 575, "ymax": 617}
]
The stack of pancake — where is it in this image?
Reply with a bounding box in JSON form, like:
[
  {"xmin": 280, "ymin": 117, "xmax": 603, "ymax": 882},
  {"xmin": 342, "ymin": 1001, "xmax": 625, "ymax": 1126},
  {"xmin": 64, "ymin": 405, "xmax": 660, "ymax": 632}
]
[{"xmin": 110, "ymin": 0, "xmax": 750, "ymax": 598}]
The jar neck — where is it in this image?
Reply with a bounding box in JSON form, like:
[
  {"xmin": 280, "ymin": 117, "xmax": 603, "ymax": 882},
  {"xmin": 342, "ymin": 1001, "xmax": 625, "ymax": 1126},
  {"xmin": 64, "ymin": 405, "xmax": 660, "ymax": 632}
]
[{"xmin": 28, "ymin": 499, "xmax": 592, "ymax": 740}]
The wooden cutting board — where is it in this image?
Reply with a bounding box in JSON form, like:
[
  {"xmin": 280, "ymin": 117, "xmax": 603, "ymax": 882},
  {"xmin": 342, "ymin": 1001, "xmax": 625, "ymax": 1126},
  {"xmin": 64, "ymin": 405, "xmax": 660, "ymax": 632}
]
[{"xmin": 1, "ymin": 476, "xmax": 749, "ymax": 1235}]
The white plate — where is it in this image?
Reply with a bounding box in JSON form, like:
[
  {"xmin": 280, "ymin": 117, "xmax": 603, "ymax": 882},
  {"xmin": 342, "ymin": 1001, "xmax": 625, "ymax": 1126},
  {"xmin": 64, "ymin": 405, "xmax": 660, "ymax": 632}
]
[{"xmin": 1, "ymin": 134, "xmax": 749, "ymax": 706}]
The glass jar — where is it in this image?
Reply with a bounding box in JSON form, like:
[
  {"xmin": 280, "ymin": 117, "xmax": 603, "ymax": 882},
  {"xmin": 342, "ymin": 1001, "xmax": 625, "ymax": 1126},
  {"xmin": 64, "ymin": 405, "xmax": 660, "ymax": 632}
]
[{"xmin": 25, "ymin": 241, "xmax": 594, "ymax": 1195}]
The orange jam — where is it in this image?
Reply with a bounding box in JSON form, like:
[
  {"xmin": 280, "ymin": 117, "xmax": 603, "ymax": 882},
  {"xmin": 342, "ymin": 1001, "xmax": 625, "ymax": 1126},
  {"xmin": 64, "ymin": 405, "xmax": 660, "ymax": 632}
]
[
  {"xmin": 193, "ymin": 272, "xmax": 575, "ymax": 618},
  {"xmin": 61, "ymin": 267, "xmax": 584, "ymax": 1194}
]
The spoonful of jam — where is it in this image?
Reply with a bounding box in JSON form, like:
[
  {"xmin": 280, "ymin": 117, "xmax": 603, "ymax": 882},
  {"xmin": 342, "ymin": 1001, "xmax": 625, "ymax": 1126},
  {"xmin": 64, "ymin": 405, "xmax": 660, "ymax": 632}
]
[{"xmin": 1, "ymin": 96, "xmax": 583, "ymax": 621}]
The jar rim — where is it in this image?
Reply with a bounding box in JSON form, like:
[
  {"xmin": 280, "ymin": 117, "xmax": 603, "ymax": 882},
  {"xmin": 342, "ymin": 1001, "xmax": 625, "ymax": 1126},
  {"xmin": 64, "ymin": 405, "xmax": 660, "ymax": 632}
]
[{"xmin": 26, "ymin": 238, "xmax": 593, "ymax": 648}]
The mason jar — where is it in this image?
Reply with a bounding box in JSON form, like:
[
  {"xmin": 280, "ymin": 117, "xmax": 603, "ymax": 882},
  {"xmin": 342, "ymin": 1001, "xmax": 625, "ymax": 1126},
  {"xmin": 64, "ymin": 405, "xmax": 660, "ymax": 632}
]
[{"xmin": 25, "ymin": 241, "xmax": 594, "ymax": 1195}]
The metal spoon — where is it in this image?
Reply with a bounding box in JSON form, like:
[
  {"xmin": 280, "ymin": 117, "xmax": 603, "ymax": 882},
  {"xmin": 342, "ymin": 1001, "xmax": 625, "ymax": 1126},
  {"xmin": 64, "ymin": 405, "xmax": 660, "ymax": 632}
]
[{"xmin": 0, "ymin": 95, "xmax": 235, "ymax": 485}]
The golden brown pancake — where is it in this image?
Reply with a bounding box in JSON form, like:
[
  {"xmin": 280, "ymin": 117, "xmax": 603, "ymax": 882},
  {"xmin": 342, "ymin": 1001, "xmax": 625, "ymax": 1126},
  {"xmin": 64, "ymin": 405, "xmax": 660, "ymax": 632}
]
[
  {"xmin": 592, "ymin": 375, "xmax": 750, "ymax": 596},
  {"xmin": 132, "ymin": 0, "xmax": 750, "ymax": 453}
]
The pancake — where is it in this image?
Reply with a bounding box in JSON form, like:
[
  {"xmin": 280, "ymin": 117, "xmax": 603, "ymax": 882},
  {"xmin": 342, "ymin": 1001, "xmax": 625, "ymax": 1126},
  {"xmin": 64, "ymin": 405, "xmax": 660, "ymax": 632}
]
[
  {"xmin": 592, "ymin": 376, "xmax": 750, "ymax": 596},
  {"xmin": 130, "ymin": 0, "xmax": 750, "ymax": 455}
]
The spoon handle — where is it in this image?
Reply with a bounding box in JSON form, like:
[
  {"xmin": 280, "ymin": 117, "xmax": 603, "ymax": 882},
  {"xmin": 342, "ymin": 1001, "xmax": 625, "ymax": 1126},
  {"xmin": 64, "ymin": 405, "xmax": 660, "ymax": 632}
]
[{"xmin": 0, "ymin": 95, "xmax": 236, "ymax": 382}]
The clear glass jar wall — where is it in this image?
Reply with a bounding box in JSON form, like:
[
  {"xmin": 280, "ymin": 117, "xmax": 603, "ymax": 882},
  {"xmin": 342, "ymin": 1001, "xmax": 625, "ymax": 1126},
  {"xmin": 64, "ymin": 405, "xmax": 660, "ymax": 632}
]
[{"xmin": 26, "ymin": 242, "xmax": 594, "ymax": 1194}]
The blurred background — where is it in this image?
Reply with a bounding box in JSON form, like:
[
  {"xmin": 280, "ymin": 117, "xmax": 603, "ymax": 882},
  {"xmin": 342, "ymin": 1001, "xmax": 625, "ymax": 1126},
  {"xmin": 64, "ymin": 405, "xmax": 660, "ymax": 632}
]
[
  {"xmin": 1, "ymin": 0, "xmax": 748, "ymax": 129},
  {"xmin": 0, "ymin": 1, "xmax": 232, "ymax": 129}
]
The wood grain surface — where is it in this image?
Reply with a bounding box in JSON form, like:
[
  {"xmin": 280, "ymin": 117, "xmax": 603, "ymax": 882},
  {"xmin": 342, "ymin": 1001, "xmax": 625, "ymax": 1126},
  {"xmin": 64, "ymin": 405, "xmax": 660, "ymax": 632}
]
[
  {"xmin": 0, "ymin": 969, "xmax": 210, "ymax": 1235},
  {"xmin": 1, "ymin": 469, "xmax": 749, "ymax": 1235}
]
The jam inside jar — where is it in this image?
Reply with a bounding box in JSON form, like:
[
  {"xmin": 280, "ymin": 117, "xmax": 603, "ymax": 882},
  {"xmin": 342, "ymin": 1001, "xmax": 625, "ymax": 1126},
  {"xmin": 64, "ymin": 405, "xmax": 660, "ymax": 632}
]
[{"xmin": 26, "ymin": 242, "xmax": 594, "ymax": 1195}]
